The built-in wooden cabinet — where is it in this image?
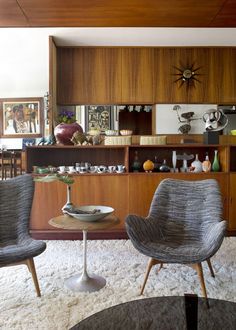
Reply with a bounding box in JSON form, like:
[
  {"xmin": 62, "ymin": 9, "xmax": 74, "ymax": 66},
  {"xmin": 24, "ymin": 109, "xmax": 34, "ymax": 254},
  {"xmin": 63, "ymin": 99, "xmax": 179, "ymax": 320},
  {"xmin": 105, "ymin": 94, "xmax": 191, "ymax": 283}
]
[
  {"xmin": 55, "ymin": 44, "xmax": 236, "ymax": 105},
  {"xmin": 128, "ymin": 172, "xmax": 228, "ymax": 222},
  {"xmin": 31, "ymin": 175, "xmax": 128, "ymax": 236},
  {"xmin": 153, "ymin": 47, "xmax": 236, "ymax": 104},
  {"xmin": 57, "ymin": 47, "xmax": 122, "ymax": 105},
  {"xmin": 27, "ymin": 144, "xmax": 235, "ymax": 238},
  {"xmin": 121, "ymin": 48, "xmax": 154, "ymax": 104},
  {"xmin": 229, "ymin": 174, "xmax": 236, "ymax": 231}
]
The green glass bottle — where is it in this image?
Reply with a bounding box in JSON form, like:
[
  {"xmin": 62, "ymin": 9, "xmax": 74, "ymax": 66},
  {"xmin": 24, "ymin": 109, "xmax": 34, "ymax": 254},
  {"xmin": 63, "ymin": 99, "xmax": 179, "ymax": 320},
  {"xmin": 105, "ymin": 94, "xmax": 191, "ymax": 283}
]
[{"xmin": 212, "ymin": 150, "xmax": 220, "ymax": 172}]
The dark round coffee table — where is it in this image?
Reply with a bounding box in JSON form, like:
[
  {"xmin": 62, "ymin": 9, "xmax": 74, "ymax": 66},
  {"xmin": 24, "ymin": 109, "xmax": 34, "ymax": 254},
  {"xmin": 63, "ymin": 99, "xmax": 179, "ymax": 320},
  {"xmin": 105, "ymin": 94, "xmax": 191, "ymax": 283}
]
[{"xmin": 70, "ymin": 296, "xmax": 236, "ymax": 330}]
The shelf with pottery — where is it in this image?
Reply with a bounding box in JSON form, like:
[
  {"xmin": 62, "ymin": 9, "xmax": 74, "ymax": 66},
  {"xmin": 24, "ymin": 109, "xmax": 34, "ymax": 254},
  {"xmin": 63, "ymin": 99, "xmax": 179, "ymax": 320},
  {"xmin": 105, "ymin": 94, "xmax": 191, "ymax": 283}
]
[
  {"xmin": 128, "ymin": 144, "xmax": 228, "ymax": 173},
  {"xmin": 28, "ymin": 143, "xmax": 236, "ymax": 239}
]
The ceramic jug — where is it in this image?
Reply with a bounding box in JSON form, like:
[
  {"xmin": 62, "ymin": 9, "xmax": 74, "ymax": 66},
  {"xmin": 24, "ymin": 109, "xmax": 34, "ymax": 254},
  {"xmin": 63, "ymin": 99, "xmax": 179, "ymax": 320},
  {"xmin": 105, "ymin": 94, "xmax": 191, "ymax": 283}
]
[{"xmin": 191, "ymin": 154, "xmax": 202, "ymax": 173}]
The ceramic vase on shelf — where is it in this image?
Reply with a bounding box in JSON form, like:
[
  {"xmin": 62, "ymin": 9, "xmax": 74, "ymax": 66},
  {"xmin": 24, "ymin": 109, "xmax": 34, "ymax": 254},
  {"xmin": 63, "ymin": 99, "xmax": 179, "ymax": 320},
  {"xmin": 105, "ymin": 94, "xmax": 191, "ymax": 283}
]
[
  {"xmin": 172, "ymin": 150, "xmax": 177, "ymax": 172},
  {"xmin": 54, "ymin": 122, "xmax": 83, "ymax": 145},
  {"xmin": 62, "ymin": 185, "xmax": 74, "ymax": 213},
  {"xmin": 159, "ymin": 159, "xmax": 170, "ymax": 172},
  {"xmin": 202, "ymin": 153, "xmax": 211, "ymax": 173},
  {"xmin": 191, "ymin": 154, "xmax": 202, "ymax": 173},
  {"xmin": 131, "ymin": 150, "xmax": 141, "ymax": 172},
  {"xmin": 153, "ymin": 156, "xmax": 161, "ymax": 172},
  {"xmin": 212, "ymin": 150, "xmax": 220, "ymax": 172},
  {"xmin": 143, "ymin": 160, "xmax": 154, "ymax": 173}
]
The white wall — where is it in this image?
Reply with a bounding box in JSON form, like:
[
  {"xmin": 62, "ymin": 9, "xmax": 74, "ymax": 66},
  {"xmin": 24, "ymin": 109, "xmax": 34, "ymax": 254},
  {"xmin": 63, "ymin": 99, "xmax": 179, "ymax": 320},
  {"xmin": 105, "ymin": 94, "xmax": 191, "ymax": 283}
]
[{"xmin": 155, "ymin": 104, "xmax": 217, "ymax": 134}]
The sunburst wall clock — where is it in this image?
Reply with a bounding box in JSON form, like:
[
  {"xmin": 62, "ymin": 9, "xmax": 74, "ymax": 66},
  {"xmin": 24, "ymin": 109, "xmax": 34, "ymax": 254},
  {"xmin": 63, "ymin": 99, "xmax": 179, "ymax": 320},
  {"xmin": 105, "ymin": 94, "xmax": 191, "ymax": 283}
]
[{"xmin": 173, "ymin": 63, "xmax": 202, "ymax": 88}]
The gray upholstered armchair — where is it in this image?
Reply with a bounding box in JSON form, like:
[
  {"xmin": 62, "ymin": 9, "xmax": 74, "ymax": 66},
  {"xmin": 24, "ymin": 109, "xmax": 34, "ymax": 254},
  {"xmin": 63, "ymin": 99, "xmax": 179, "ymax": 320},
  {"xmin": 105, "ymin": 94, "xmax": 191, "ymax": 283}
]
[
  {"xmin": 126, "ymin": 178, "xmax": 227, "ymax": 301},
  {"xmin": 0, "ymin": 174, "xmax": 46, "ymax": 296}
]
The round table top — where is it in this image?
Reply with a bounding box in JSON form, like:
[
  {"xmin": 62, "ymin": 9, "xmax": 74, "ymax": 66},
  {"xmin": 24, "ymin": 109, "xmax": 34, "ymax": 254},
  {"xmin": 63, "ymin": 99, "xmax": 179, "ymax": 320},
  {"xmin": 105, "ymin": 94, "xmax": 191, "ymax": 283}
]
[
  {"xmin": 70, "ymin": 296, "xmax": 236, "ymax": 330},
  {"xmin": 49, "ymin": 214, "xmax": 119, "ymax": 231}
]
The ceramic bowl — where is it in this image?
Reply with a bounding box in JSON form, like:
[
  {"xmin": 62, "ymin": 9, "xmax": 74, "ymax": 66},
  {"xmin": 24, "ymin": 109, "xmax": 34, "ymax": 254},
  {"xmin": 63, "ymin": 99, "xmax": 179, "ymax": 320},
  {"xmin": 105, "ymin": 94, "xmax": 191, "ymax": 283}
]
[
  {"xmin": 120, "ymin": 129, "xmax": 133, "ymax": 136},
  {"xmin": 105, "ymin": 130, "xmax": 119, "ymax": 136},
  {"xmin": 66, "ymin": 205, "xmax": 114, "ymax": 222},
  {"xmin": 231, "ymin": 130, "xmax": 236, "ymax": 135}
]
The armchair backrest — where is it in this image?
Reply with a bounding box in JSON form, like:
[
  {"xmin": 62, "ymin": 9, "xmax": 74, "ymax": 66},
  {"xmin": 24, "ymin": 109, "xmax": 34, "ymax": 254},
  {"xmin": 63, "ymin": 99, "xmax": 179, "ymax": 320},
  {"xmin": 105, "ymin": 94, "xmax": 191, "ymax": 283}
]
[
  {"xmin": 148, "ymin": 179, "xmax": 223, "ymax": 238},
  {"xmin": 0, "ymin": 174, "xmax": 34, "ymax": 243}
]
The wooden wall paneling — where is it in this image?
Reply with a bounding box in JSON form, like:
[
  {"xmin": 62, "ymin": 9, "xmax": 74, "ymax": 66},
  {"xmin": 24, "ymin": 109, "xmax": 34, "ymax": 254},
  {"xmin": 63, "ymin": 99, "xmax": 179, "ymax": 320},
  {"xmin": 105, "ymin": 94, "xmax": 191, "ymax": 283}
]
[
  {"xmin": 153, "ymin": 47, "xmax": 236, "ymax": 104},
  {"xmin": 154, "ymin": 48, "xmax": 188, "ymax": 103},
  {"xmin": 31, "ymin": 181, "xmax": 66, "ymax": 230},
  {"xmin": 57, "ymin": 47, "xmax": 122, "ymax": 104},
  {"xmin": 218, "ymin": 145, "xmax": 230, "ymax": 172},
  {"xmin": 129, "ymin": 174, "xmax": 165, "ymax": 216},
  {"xmin": 121, "ymin": 48, "xmax": 154, "ymax": 104},
  {"xmin": 218, "ymin": 48, "xmax": 236, "ymax": 104},
  {"xmin": 187, "ymin": 47, "xmax": 212, "ymax": 103},
  {"xmin": 57, "ymin": 48, "xmax": 74, "ymax": 104},
  {"xmin": 30, "ymin": 175, "xmax": 128, "ymax": 231},
  {"xmin": 49, "ymin": 36, "xmax": 58, "ymax": 133},
  {"xmin": 154, "ymin": 48, "xmax": 210, "ymax": 103},
  {"xmin": 128, "ymin": 172, "xmax": 229, "ymax": 222},
  {"xmin": 229, "ymin": 174, "xmax": 236, "ymax": 230}
]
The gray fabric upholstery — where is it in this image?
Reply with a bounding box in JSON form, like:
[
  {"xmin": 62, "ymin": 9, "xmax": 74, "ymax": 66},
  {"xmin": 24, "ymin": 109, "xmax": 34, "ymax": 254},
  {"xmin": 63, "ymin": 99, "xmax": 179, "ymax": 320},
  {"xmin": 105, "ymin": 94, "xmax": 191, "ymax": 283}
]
[
  {"xmin": 0, "ymin": 174, "xmax": 46, "ymax": 267},
  {"xmin": 126, "ymin": 179, "xmax": 227, "ymax": 264}
]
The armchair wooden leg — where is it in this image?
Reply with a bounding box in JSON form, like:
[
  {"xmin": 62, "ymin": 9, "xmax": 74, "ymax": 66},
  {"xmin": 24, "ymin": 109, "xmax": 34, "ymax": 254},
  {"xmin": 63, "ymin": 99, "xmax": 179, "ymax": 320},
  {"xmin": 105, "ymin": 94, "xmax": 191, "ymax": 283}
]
[
  {"xmin": 206, "ymin": 259, "xmax": 215, "ymax": 278},
  {"xmin": 26, "ymin": 258, "xmax": 41, "ymax": 297},
  {"xmin": 140, "ymin": 258, "xmax": 158, "ymax": 295},
  {"xmin": 195, "ymin": 263, "xmax": 209, "ymax": 308}
]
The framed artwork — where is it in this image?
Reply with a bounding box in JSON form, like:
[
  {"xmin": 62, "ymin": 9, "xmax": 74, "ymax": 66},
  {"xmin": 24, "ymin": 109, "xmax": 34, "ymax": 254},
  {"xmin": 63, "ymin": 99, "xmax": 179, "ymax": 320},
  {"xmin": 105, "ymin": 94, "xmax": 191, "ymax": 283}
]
[
  {"xmin": 0, "ymin": 97, "xmax": 43, "ymax": 137},
  {"xmin": 85, "ymin": 105, "xmax": 114, "ymax": 133}
]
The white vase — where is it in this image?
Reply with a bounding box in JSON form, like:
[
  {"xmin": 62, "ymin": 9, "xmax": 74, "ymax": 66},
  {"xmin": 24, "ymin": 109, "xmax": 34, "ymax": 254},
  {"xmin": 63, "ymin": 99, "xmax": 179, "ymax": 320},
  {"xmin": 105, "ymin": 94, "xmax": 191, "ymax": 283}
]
[
  {"xmin": 62, "ymin": 185, "xmax": 74, "ymax": 213},
  {"xmin": 172, "ymin": 150, "xmax": 177, "ymax": 172},
  {"xmin": 191, "ymin": 154, "xmax": 202, "ymax": 173}
]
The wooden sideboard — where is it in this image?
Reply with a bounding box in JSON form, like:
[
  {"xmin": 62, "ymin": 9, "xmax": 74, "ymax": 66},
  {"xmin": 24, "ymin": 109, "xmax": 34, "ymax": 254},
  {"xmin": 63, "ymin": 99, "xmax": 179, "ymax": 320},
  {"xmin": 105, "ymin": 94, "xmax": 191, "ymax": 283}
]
[{"xmin": 27, "ymin": 144, "xmax": 236, "ymax": 239}]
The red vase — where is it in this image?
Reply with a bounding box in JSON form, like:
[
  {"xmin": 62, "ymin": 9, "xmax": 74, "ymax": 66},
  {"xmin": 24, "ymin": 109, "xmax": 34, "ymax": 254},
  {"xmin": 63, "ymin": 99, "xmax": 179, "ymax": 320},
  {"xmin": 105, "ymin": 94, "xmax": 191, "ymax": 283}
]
[{"xmin": 54, "ymin": 123, "xmax": 83, "ymax": 145}]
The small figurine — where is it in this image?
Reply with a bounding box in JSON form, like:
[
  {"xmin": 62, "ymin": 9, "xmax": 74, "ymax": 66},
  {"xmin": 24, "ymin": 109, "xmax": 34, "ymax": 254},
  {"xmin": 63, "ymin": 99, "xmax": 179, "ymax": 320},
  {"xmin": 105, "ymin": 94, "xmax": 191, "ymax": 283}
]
[
  {"xmin": 71, "ymin": 131, "xmax": 90, "ymax": 145},
  {"xmin": 37, "ymin": 134, "xmax": 56, "ymax": 145}
]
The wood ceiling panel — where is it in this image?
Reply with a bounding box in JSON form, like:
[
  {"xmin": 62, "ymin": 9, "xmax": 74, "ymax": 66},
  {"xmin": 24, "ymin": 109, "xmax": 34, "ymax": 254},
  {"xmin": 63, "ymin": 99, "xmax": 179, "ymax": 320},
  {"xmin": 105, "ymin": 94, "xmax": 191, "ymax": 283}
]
[
  {"xmin": 210, "ymin": 0, "xmax": 236, "ymax": 26},
  {"xmin": 0, "ymin": 0, "xmax": 235, "ymax": 27},
  {"xmin": 0, "ymin": 0, "xmax": 28, "ymax": 26}
]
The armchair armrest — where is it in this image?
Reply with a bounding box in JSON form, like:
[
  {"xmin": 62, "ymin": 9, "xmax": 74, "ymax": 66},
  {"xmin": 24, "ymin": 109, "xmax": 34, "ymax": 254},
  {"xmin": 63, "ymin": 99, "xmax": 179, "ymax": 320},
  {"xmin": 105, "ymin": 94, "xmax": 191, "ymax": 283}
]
[
  {"xmin": 203, "ymin": 220, "xmax": 227, "ymax": 248},
  {"xmin": 125, "ymin": 214, "xmax": 161, "ymax": 242}
]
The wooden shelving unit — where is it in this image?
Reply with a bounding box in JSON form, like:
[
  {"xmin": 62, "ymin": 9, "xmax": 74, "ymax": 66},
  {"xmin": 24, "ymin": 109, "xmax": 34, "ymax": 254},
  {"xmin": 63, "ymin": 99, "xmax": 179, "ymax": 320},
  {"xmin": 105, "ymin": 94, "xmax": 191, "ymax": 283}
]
[{"xmin": 26, "ymin": 144, "xmax": 236, "ymax": 238}]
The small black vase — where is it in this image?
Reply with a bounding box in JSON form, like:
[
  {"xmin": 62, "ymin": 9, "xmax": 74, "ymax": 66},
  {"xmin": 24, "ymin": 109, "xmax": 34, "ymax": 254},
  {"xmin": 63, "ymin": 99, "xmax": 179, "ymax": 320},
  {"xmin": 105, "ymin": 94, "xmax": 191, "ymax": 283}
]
[{"xmin": 159, "ymin": 159, "xmax": 170, "ymax": 172}]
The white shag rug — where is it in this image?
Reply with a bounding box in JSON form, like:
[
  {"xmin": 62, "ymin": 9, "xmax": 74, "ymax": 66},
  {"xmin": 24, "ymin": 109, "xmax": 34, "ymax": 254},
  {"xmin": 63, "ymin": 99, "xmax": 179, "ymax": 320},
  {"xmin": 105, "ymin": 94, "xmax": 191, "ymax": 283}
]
[{"xmin": 0, "ymin": 237, "xmax": 235, "ymax": 330}]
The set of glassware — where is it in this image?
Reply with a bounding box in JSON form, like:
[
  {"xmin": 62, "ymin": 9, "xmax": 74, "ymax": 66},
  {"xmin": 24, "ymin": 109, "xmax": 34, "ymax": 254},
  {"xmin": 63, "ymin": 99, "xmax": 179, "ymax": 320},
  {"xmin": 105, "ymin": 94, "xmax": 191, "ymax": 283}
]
[{"xmin": 58, "ymin": 163, "xmax": 126, "ymax": 174}]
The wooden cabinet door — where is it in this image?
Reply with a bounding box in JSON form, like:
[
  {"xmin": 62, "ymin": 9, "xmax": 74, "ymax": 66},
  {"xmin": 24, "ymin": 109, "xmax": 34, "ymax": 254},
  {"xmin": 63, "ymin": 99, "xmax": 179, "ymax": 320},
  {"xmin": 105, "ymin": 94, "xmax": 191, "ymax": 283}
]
[
  {"xmin": 129, "ymin": 173, "xmax": 167, "ymax": 217},
  {"xmin": 154, "ymin": 48, "xmax": 212, "ymax": 103},
  {"xmin": 57, "ymin": 47, "xmax": 122, "ymax": 104},
  {"xmin": 229, "ymin": 174, "xmax": 236, "ymax": 231},
  {"xmin": 154, "ymin": 47, "xmax": 236, "ymax": 104},
  {"xmin": 218, "ymin": 48, "xmax": 236, "ymax": 104},
  {"xmin": 121, "ymin": 48, "xmax": 154, "ymax": 104},
  {"xmin": 30, "ymin": 175, "xmax": 128, "ymax": 231},
  {"xmin": 129, "ymin": 173, "xmax": 229, "ymax": 222}
]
